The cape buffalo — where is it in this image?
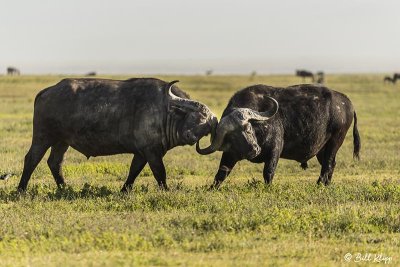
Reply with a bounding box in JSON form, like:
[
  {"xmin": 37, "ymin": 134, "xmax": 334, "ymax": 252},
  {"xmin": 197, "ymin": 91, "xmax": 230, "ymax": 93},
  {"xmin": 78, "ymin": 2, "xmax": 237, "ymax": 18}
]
[
  {"xmin": 85, "ymin": 71, "xmax": 96, "ymax": 77},
  {"xmin": 18, "ymin": 78, "xmax": 217, "ymax": 192},
  {"xmin": 393, "ymin": 73, "xmax": 400, "ymax": 84},
  {"xmin": 197, "ymin": 84, "xmax": 360, "ymax": 187},
  {"xmin": 296, "ymin": 70, "xmax": 314, "ymax": 82},
  {"xmin": 316, "ymin": 71, "xmax": 325, "ymax": 84},
  {"xmin": 7, "ymin": 67, "xmax": 20, "ymax": 76},
  {"xmin": 384, "ymin": 76, "xmax": 394, "ymax": 84}
]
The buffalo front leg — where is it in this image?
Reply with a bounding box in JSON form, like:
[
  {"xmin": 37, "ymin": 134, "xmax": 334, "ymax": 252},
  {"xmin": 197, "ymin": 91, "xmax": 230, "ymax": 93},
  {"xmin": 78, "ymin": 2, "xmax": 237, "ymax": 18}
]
[
  {"xmin": 18, "ymin": 142, "xmax": 51, "ymax": 192},
  {"xmin": 146, "ymin": 154, "xmax": 168, "ymax": 190},
  {"xmin": 47, "ymin": 142, "xmax": 69, "ymax": 187},
  {"xmin": 211, "ymin": 152, "xmax": 237, "ymax": 189},
  {"xmin": 263, "ymin": 155, "xmax": 279, "ymax": 185},
  {"xmin": 121, "ymin": 154, "xmax": 147, "ymax": 193}
]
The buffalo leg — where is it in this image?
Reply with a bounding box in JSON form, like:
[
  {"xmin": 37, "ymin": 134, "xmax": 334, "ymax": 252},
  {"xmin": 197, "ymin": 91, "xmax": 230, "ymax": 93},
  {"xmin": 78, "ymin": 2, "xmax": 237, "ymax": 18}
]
[
  {"xmin": 300, "ymin": 162, "xmax": 308, "ymax": 170},
  {"xmin": 47, "ymin": 142, "xmax": 69, "ymax": 187},
  {"xmin": 327, "ymin": 159, "xmax": 336, "ymax": 183},
  {"xmin": 263, "ymin": 152, "xmax": 280, "ymax": 184},
  {"xmin": 146, "ymin": 154, "xmax": 168, "ymax": 190},
  {"xmin": 18, "ymin": 142, "xmax": 51, "ymax": 192},
  {"xmin": 317, "ymin": 156, "xmax": 336, "ymax": 185},
  {"xmin": 318, "ymin": 149, "xmax": 337, "ymax": 184},
  {"xmin": 316, "ymin": 148, "xmax": 325, "ymax": 184},
  {"xmin": 316, "ymin": 137, "xmax": 343, "ymax": 185},
  {"xmin": 121, "ymin": 154, "xmax": 147, "ymax": 192},
  {"xmin": 211, "ymin": 152, "xmax": 237, "ymax": 189}
]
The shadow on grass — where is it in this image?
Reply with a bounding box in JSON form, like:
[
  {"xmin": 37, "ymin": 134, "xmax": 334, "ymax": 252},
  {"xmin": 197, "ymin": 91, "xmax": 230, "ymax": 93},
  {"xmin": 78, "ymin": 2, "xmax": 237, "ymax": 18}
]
[
  {"xmin": 1, "ymin": 178, "xmax": 399, "ymax": 203},
  {"xmin": 0, "ymin": 183, "xmax": 118, "ymax": 202},
  {"xmin": 0, "ymin": 181, "xmax": 206, "ymax": 202}
]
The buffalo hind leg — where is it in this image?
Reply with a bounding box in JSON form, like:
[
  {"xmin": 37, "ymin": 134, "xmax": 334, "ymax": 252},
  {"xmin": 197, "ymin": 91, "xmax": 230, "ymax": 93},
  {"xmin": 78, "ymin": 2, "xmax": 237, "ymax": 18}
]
[
  {"xmin": 146, "ymin": 153, "xmax": 168, "ymax": 190},
  {"xmin": 18, "ymin": 142, "xmax": 51, "ymax": 192},
  {"xmin": 211, "ymin": 152, "xmax": 237, "ymax": 189},
  {"xmin": 47, "ymin": 142, "xmax": 69, "ymax": 187},
  {"xmin": 121, "ymin": 154, "xmax": 147, "ymax": 192},
  {"xmin": 317, "ymin": 154, "xmax": 336, "ymax": 185},
  {"xmin": 316, "ymin": 138, "xmax": 343, "ymax": 185},
  {"xmin": 300, "ymin": 162, "xmax": 308, "ymax": 170}
]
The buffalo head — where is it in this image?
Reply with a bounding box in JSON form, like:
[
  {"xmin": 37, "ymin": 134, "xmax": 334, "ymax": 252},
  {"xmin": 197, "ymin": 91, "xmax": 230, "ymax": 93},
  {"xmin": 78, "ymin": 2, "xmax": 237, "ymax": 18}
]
[
  {"xmin": 196, "ymin": 96, "xmax": 278, "ymax": 159},
  {"xmin": 167, "ymin": 81, "xmax": 218, "ymax": 147}
]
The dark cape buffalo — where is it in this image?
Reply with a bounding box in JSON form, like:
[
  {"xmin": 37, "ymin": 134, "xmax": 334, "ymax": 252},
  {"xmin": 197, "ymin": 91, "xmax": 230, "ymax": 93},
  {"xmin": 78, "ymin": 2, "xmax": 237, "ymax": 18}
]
[
  {"xmin": 197, "ymin": 84, "xmax": 361, "ymax": 187},
  {"xmin": 296, "ymin": 70, "xmax": 314, "ymax": 82},
  {"xmin": 7, "ymin": 67, "xmax": 20, "ymax": 76},
  {"xmin": 18, "ymin": 78, "xmax": 217, "ymax": 192},
  {"xmin": 393, "ymin": 73, "xmax": 400, "ymax": 83}
]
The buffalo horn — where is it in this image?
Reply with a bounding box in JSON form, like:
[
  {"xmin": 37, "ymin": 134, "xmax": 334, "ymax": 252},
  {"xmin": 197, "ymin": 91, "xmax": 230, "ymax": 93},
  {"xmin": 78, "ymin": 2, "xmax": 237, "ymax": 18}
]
[
  {"xmin": 246, "ymin": 97, "xmax": 279, "ymax": 121},
  {"xmin": 196, "ymin": 118, "xmax": 230, "ymax": 155},
  {"xmin": 167, "ymin": 81, "xmax": 204, "ymax": 111}
]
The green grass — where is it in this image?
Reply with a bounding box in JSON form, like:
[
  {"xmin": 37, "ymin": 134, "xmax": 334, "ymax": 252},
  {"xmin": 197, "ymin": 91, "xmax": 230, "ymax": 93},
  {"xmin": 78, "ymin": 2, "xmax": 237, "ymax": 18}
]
[{"xmin": 0, "ymin": 74, "xmax": 399, "ymax": 266}]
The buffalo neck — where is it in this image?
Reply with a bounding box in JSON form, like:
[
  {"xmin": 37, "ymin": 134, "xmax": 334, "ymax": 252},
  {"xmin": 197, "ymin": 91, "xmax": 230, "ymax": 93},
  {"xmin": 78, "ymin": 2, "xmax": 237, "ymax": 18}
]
[{"xmin": 165, "ymin": 112, "xmax": 182, "ymax": 150}]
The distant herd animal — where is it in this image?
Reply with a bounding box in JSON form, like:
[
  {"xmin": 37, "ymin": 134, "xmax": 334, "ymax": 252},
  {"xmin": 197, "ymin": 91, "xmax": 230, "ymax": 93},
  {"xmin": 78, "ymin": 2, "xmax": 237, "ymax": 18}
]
[
  {"xmin": 8, "ymin": 76, "xmax": 361, "ymax": 192},
  {"xmin": 296, "ymin": 70, "xmax": 314, "ymax": 82},
  {"xmin": 4, "ymin": 68, "xmax": 97, "ymax": 77},
  {"xmin": 85, "ymin": 71, "xmax": 96, "ymax": 77},
  {"xmin": 6, "ymin": 67, "xmax": 20, "ymax": 75},
  {"xmin": 384, "ymin": 73, "xmax": 400, "ymax": 84},
  {"xmin": 296, "ymin": 70, "xmax": 325, "ymax": 84},
  {"xmin": 316, "ymin": 71, "xmax": 324, "ymax": 84}
]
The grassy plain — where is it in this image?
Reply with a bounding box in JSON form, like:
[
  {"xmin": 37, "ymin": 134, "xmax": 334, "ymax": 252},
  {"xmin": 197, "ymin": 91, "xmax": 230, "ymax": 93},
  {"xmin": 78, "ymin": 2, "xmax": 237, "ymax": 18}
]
[{"xmin": 0, "ymin": 74, "xmax": 399, "ymax": 266}]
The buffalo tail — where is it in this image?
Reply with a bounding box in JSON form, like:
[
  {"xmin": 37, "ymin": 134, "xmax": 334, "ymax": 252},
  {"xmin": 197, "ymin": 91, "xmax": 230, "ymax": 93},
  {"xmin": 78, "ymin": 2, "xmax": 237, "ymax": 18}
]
[{"xmin": 353, "ymin": 111, "xmax": 361, "ymax": 160}]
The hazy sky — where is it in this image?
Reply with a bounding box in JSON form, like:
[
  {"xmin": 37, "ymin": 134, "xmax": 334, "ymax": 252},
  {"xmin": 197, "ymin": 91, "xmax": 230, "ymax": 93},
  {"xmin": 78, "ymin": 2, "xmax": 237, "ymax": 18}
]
[{"xmin": 1, "ymin": 0, "xmax": 399, "ymax": 74}]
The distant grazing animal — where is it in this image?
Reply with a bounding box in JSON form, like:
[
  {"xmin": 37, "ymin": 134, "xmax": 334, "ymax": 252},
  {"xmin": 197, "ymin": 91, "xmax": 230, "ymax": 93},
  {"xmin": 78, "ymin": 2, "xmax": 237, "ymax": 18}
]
[
  {"xmin": 393, "ymin": 73, "xmax": 400, "ymax": 84},
  {"xmin": 384, "ymin": 76, "xmax": 394, "ymax": 84},
  {"xmin": 85, "ymin": 72, "xmax": 96, "ymax": 77},
  {"xmin": 296, "ymin": 70, "xmax": 314, "ymax": 82},
  {"xmin": 197, "ymin": 84, "xmax": 361, "ymax": 188},
  {"xmin": 250, "ymin": 71, "xmax": 257, "ymax": 81},
  {"xmin": 205, "ymin": 70, "xmax": 213, "ymax": 76},
  {"xmin": 17, "ymin": 78, "xmax": 217, "ymax": 192},
  {"xmin": 316, "ymin": 71, "xmax": 325, "ymax": 84},
  {"xmin": 7, "ymin": 67, "xmax": 20, "ymax": 76}
]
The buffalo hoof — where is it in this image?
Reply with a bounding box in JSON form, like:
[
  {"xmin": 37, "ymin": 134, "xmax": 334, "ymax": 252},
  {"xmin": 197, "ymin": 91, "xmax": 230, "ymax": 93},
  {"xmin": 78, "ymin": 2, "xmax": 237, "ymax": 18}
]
[
  {"xmin": 158, "ymin": 184, "xmax": 169, "ymax": 191},
  {"xmin": 120, "ymin": 184, "xmax": 133, "ymax": 193},
  {"xmin": 316, "ymin": 177, "xmax": 330, "ymax": 186},
  {"xmin": 56, "ymin": 183, "xmax": 66, "ymax": 189},
  {"xmin": 208, "ymin": 182, "xmax": 221, "ymax": 190},
  {"xmin": 300, "ymin": 162, "xmax": 308, "ymax": 170},
  {"xmin": 17, "ymin": 186, "xmax": 27, "ymax": 193}
]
